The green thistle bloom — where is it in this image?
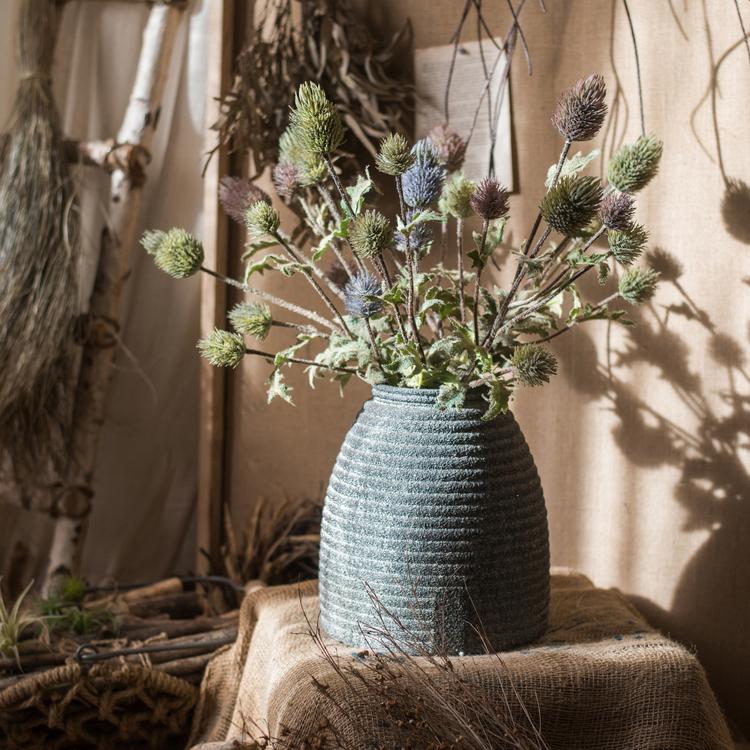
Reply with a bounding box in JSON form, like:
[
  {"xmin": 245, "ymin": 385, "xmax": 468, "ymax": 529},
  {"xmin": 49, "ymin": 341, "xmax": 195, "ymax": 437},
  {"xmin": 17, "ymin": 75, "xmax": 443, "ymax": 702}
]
[
  {"xmin": 279, "ymin": 127, "xmax": 326, "ymax": 186},
  {"xmin": 443, "ymin": 174, "xmax": 476, "ymax": 219},
  {"xmin": 511, "ymin": 344, "xmax": 558, "ymax": 387},
  {"xmin": 348, "ymin": 210, "xmax": 392, "ymax": 259},
  {"xmin": 375, "ymin": 132, "xmax": 414, "ymax": 176},
  {"xmin": 141, "ymin": 228, "xmax": 204, "ymax": 279},
  {"xmin": 245, "ymin": 201, "xmax": 280, "ymax": 239},
  {"xmin": 619, "ymin": 267, "xmax": 660, "ymax": 304},
  {"xmin": 608, "ymin": 223, "xmax": 648, "ymax": 265},
  {"xmin": 197, "ymin": 329, "xmax": 246, "ymax": 368},
  {"xmin": 607, "ymin": 135, "xmax": 663, "ymax": 193},
  {"xmin": 289, "ymin": 82, "xmax": 345, "ymax": 156},
  {"xmin": 540, "ymin": 175, "xmax": 602, "ymax": 236},
  {"xmin": 229, "ymin": 302, "xmax": 273, "ymax": 340}
]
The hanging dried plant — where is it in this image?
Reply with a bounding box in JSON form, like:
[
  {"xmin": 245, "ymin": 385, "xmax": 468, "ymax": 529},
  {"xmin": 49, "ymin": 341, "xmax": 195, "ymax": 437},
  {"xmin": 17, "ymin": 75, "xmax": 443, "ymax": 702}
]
[{"xmin": 209, "ymin": 0, "xmax": 412, "ymax": 176}]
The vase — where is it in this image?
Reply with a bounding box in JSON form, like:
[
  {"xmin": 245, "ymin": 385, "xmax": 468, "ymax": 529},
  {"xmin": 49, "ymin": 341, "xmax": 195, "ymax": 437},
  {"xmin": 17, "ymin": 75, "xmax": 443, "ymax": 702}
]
[{"xmin": 319, "ymin": 385, "xmax": 550, "ymax": 655}]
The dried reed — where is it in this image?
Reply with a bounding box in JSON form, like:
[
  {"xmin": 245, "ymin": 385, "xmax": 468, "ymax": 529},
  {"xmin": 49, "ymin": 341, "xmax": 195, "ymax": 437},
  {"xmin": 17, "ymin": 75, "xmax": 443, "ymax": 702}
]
[{"xmin": 0, "ymin": 0, "xmax": 79, "ymax": 479}]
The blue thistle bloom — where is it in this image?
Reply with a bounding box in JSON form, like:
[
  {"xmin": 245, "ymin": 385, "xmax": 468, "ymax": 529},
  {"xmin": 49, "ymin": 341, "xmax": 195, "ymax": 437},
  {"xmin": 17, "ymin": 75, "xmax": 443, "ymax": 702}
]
[
  {"xmin": 344, "ymin": 273, "xmax": 383, "ymax": 319},
  {"xmin": 401, "ymin": 139, "xmax": 445, "ymax": 208},
  {"xmin": 395, "ymin": 209, "xmax": 433, "ymax": 255}
]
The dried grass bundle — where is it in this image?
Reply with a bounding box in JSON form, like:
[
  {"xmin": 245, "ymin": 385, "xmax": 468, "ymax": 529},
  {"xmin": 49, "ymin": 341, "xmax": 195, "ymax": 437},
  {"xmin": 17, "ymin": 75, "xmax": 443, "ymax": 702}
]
[
  {"xmin": 0, "ymin": 0, "xmax": 79, "ymax": 479},
  {"xmin": 210, "ymin": 0, "xmax": 411, "ymax": 176},
  {"xmin": 208, "ymin": 496, "xmax": 321, "ymax": 586}
]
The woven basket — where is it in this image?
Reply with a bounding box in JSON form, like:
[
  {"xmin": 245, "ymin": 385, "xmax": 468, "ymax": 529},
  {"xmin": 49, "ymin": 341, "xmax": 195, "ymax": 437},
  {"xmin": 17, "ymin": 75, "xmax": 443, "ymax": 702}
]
[
  {"xmin": 319, "ymin": 385, "xmax": 550, "ymax": 654},
  {"xmin": 0, "ymin": 661, "xmax": 197, "ymax": 750}
]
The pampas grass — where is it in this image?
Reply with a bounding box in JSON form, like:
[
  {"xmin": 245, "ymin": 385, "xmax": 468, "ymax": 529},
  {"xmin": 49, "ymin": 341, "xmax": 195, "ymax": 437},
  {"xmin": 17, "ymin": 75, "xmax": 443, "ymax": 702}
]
[{"xmin": 0, "ymin": 0, "xmax": 79, "ymax": 479}]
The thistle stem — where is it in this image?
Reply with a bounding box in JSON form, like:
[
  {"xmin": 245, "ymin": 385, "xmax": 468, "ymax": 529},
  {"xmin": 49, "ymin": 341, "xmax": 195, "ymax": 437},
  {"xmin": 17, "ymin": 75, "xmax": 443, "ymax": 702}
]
[
  {"xmin": 272, "ymin": 320, "xmax": 323, "ymax": 336},
  {"xmin": 457, "ymin": 217, "xmax": 466, "ymax": 324},
  {"xmin": 323, "ymin": 154, "xmax": 354, "ymax": 217},
  {"xmin": 549, "ymin": 139, "xmax": 572, "ymax": 190},
  {"xmin": 245, "ymin": 347, "xmax": 356, "ymax": 375},
  {"xmin": 364, "ymin": 318, "xmax": 386, "ymax": 375},
  {"xmin": 273, "ymin": 232, "xmax": 353, "ymax": 337},
  {"xmin": 472, "ymin": 220, "xmax": 489, "ymax": 343},
  {"xmin": 200, "ymin": 267, "xmax": 337, "ymax": 331},
  {"xmin": 531, "ymin": 292, "xmax": 620, "ymax": 343},
  {"xmin": 374, "ymin": 256, "xmax": 409, "ymax": 344}
]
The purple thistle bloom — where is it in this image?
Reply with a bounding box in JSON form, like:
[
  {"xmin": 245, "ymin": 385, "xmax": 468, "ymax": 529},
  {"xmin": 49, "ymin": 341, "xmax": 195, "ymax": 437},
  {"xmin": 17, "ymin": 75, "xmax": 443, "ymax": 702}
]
[
  {"xmin": 401, "ymin": 139, "xmax": 445, "ymax": 208},
  {"xmin": 344, "ymin": 273, "xmax": 383, "ymax": 319}
]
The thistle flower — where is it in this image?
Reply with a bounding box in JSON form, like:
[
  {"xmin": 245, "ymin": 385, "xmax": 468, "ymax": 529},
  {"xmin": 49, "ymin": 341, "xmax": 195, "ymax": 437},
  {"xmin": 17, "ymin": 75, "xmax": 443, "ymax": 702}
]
[
  {"xmin": 443, "ymin": 174, "xmax": 476, "ymax": 219},
  {"xmin": 412, "ymin": 138, "xmax": 440, "ymax": 166},
  {"xmin": 618, "ymin": 267, "xmax": 660, "ymax": 304},
  {"xmin": 395, "ymin": 209, "xmax": 433, "ymax": 254},
  {"xmin": 348, "ymin": 210, "xmax": 392, "ymax": 259},
  {"xmin": 552, "ymin": 74, "xmax": 607, "ymax": 142},
  {"xmin": 245, "ymin": 200, "xmax": 280, "ymax": 239},
  {"xmin": 470, "ymin": 177, "xmax": 510, "ymax": 221},
  {"xmin": 289, "ymin": 82, "xmax": 345, "ymax": 156},
  {"xmin": 278, "ymin": 126, "xmax": 327, "ymax": 186},
  {"xmin": 219, "ymin": 176, "xmax": 270, "ymax": 224},
  {"xmin": 375, "ymin": 132, "xmax": 414, "ymax": 176},
  {"xmin": 599, "ymin": 191, "xmax": 635, "ymax": 230},
  {"xmin": 344, "ymin": 272, "xmax": 383, "ymax": 319},
  {"xmin": 401, "ymin": 143, "xmax": 446, "ymax": 208},
  {"xmin": 540, "ymin": 175, "xmax": 602, "ymax": 236},
  {"xmin": 141, "ymin": 228, "xmax": 204, "ymax": 279},
  {"xmin": 197, "ymin": 329, "xmax": 246, "ymax": 368},
  {"xmin": 272, "ymin": 161, "xmax": 301, "ymax": 201},
  {"xmin": 511, "ymin": 344, "xmax": 558, "ymax": 386},
  {"xmin": 607, "ymin": 135, "xmax": 663, "ymax": 193},
  {"xmin": 608, "ymin": 223, "xmax": 648, "ymax": 265},
  {"xmin": 427, "ymin": 124, "xmax": 467, "ymax": 173},
  {"xmin": 229, "ymin": 302, "xmax": 273, "ymax": 340}
]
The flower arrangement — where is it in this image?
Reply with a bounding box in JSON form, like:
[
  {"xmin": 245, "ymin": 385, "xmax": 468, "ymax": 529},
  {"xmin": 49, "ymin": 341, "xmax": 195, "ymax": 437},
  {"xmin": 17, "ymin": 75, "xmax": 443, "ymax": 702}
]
[{"xmin": 143, "ymin": 75, "xmax": 662, "ymax": 419}]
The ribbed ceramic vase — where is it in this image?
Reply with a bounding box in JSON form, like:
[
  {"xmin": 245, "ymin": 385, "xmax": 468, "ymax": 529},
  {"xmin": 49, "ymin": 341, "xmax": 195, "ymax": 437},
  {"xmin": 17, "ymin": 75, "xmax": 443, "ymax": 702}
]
[{"xmin": 319, "ymin": 385, "xmax": 550, "ymax": 655}]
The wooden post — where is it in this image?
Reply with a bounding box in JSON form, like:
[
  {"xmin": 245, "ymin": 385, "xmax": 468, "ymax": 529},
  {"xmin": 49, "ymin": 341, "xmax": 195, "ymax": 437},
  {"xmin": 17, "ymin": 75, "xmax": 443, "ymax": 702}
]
[{"xmin": 196, "ymin": 0, "xmax": 236, "ymax": 573}]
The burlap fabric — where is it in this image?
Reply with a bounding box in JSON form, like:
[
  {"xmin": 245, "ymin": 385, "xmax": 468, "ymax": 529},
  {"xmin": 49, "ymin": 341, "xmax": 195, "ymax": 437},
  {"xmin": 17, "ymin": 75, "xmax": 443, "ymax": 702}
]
[{"xmin": 188, "ymin": 569, "xmax": 732, "ymax": 749}]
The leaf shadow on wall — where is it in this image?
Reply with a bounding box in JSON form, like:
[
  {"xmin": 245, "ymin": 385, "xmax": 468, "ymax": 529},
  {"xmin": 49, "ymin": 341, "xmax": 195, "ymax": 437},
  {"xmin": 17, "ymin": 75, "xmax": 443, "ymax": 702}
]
[{"xmin": 555, "ymin": 250, "xmax": 750, "ymax": 732}]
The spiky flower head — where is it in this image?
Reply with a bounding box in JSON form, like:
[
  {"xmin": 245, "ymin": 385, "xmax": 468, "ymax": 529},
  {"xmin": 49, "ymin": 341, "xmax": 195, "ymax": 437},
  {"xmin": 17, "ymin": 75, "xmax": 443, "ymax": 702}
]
[
  {"xmin": 229, "ymin": 302, "xmax": 273, "ymax": 340},
  {"xmin": 470, "ymin": 177, "xmax": 510, "ymax": 221},
  {"xmin": 395, "ymin": 209, "xmax": 434, "ymax": 255},
  {"xmin": 511, "ymin": 344, "xmax": 558, "ymax": 387},
  {"xmin": 608, "ymin": 222, "xmax": 648, "ymax": 265},
  {"xmin": 141, "ymin": 228, "xmax": 204, "ymax": 279},
  {"xmin": 344, "ymin": 272, "xmax": 383, "ymax": 319},
  {"xmin": 599, "ymin": 191, "xmax": 635, "ymax": 230},
  {"xmin": 219, "ymin": 176, "xmax": 270, "ymax": 225},
  {"xmin": 607, "ymin": 134, "xmax": 663, "ymax": 193},
  {"xmin": 402, "ymin": 142, "xmax": 446, "ymax": 208},
  {"xmin": 348, "ymin": 210, "xmax": 392, "ymax": 259},
  {"xmin": 375, "ymin": 132, "xmax": 414, "ymax": 176},
  {"xmin": 427, "ymin": 123, "xmax": 468, "ymax": 173},
  {"xmin": 540, "ymin": 175, "xmax": 602, "ymax": 236},
  {"xmin": 245, "ymin": 200, "xmax": 280, "ymax": 239},
  {"xmin": 272, "ymin": 161, "xmax": 301, "ymax": 201},
  {"xmin": 197, "ymin": 329, "xmax": 246, "ymax": 368},
  {"xmin": 443, "ymin": 174, "xmax": 476, "ymax": 219},
  {"xmin": 618, "ymin": 267, "xmax": 660, "ymax": 304},
  {"xmin": 289, "ymin": 81, "xmax": 345, "ymax": 156},
  {"xmin": 278, "ymin": 126, "xmax": 327, "ymax": 186},
  {"xmin": 552, "ymin": 74, "xmax": 607, "ymax": 142}
]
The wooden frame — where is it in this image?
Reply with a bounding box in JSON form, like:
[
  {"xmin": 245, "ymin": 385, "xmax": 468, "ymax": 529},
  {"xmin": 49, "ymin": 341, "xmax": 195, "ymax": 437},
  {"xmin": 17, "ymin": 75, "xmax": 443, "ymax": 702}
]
[{"xmin": 197, "ymin": 0, "xmax": 236, "ymax": 572}]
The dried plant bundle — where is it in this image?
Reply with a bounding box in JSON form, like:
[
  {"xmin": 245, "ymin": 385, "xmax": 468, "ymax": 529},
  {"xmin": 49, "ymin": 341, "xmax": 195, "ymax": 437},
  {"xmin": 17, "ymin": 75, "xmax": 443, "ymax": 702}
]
[{"xmin": 0, "ymin": 0, "xmax": 79, "ymax": 478}]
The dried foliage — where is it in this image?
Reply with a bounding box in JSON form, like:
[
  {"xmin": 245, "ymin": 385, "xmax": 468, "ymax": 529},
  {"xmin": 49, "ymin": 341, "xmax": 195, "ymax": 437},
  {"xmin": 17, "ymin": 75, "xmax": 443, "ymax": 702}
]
[
  {"xmin": 209, "ymin": 0, "xmax": 411, "ymax": 176},
  {"xmin": 0, "ymin": 0, "xmax": 79, "ymax": 479},
  {"xmin": 214, "ymin": 496, "xmax": 322, "ymax": 586}
]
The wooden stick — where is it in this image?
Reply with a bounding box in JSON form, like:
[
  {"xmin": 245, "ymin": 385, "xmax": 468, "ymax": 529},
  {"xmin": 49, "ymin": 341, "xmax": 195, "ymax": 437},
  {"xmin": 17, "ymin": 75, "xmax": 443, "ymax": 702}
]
[{"xmin": 44, "ymin": 3, "xmax": 186, "ymax": 591}]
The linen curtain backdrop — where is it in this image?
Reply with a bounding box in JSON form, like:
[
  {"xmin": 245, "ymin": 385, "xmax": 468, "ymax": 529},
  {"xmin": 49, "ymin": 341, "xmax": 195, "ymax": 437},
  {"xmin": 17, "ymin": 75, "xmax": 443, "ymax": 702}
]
[{"xmin": 0, "ymin": 0, "xmax": 206, "ymax": 581}]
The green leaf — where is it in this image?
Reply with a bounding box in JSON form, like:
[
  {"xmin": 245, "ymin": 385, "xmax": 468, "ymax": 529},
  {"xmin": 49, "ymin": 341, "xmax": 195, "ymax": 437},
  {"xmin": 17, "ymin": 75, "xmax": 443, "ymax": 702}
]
[
  {"xmin": 267, "ymin": 369, "xmax": 294, "ymax": 405},
  {"xmin": 345, "ymin": 167, "xmax": 374, "ymax": 216},
  {"xmin": 545, "ymin": 149, "xmax": 600, "ymax": 189},
  {"xmin": 396, "ymin": 209, "xmax": 442, "ymax": 235},
  {"xmin": 311, "ymin": 233, "xmax": 336, "ymax": 262},
  {"xmin": 274, "ymin": 335, "xmax": 314, "ymax": 367},
  {"xmin": 482, "ymin": 380, "xmax": 511, "ymax": 422},
  {"xmin": 243, "ymin": 253, "xmax": 288, "ymax": 280},
  {"xmin": 241, "ymin": 239, "xmax": 279, "ymax": 261},
  {"xmin": 437, "ymin": 382, "xmax": 467, "ymax": 410}
]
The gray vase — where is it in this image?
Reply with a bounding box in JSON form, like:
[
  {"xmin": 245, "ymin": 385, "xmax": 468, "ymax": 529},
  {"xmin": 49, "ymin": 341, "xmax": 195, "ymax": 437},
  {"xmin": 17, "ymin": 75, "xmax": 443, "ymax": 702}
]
[{"xmin": 319, "ymin": 385, "xmax": 550, "ymax": 655}]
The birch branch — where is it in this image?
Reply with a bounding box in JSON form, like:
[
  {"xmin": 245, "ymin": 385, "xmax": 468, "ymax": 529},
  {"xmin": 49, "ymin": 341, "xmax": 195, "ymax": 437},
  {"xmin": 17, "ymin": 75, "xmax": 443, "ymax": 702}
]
[{"xmin": 44, "ymin": 4, "xmax": 185, "ymax": 591}]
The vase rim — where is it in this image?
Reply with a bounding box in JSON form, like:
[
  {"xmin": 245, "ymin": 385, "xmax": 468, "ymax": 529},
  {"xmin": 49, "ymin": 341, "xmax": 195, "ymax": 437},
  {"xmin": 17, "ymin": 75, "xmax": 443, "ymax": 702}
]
[{"xmin": 371, "ymin": 383, "xmax": 493, "ymax": 408}]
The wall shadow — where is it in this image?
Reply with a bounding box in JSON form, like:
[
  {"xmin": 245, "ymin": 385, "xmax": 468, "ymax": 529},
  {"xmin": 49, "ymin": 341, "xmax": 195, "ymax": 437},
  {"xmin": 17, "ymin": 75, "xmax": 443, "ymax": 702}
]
[{"xmin": 555, "ymin": 249, "xmax": 750, "ymax": 735}]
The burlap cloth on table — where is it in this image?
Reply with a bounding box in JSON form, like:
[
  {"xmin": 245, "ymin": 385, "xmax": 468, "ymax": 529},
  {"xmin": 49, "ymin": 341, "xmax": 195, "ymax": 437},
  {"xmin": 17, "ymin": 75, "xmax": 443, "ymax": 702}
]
[{"xmin": 188, "ymin": 569, "xmax": 732, "ymax": 749}]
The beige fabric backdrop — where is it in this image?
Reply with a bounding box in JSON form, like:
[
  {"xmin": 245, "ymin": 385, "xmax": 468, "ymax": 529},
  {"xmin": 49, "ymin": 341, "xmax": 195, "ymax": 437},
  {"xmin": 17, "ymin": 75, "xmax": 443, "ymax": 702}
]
[
  {"xmin": 226, "ymin": 0, "xmax": 750, "ymax": 732},
  {"xmin": 0, "ymin": 0, "xmax": 206, "ymax": 582}
]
